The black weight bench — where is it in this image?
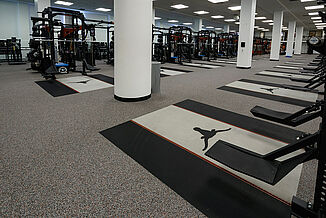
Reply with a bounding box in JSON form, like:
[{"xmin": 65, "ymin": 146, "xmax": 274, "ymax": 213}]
[
  {"xmin": 250, "ymin": 103, "xmax": 322, "ymax": 127},
  {"xmin": 205, "ymin": 134, "xmax": 318, "ymax": 185}
]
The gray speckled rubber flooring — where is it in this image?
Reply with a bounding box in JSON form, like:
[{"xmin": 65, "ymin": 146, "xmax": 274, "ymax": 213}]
[{"xmin": 0, "ymin": 54, "xmax": 320, "ymax": 216}]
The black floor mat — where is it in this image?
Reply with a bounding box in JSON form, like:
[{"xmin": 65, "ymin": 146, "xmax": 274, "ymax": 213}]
[
  {"xmin": 100, "ymin": 99, "xmax": 304, "ymax": 218},
  {"xmin": 88, "ymin": 74, "xmax": 114, "ymax": 85},
  {"xmin": 35, "ymin": 80, "xmax": 78, "ymax": 97}
]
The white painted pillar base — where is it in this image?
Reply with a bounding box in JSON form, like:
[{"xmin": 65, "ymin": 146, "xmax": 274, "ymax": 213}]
[
  {"xmin": 114, "ymin": 0, "xmax": 152, "ymax": 101},
  {"xmin": 286, "ymin": 21, "xmax": 296, "ymax": 57},
  {"xmin": 236, "ymin": 0, "xmax": 256, "ymax": 68},
  {"xmin": 294, "ymin": 26, "xmax": 304, "ymax": 55},
  {"xmin": 270, "ymin": 11, "xmax": 283, "ymax": 61}
]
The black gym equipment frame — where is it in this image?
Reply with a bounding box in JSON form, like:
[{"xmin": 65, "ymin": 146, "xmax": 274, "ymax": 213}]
[
  {"xmin": 166, "ymin": 26, "xmax": 193, "ymax": 64},
  {"xmin": 29, "ymin": 7, "xmax": 113, "ymax": 79},
  {"xmin": 194, "ymin": 30, "xmax": 218, "ymax": 61}
]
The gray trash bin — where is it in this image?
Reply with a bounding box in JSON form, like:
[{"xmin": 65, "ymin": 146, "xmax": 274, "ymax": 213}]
[{"xmin": 152, "ymin": 61, "xmax": 161, "ymax": 93}]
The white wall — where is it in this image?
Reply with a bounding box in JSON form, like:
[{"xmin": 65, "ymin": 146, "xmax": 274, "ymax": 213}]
[
  {"xmin": 0, "ymin": 0, "xmax": 112, "ymax": 57},
  {"xmin": 0, "ymin": 0, "xmax": 36, "ymax": 50}
]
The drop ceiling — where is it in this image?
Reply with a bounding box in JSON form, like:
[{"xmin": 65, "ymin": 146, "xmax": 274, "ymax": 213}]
[{"xmin": 48, "ymin": 0, "xmax": 323, "ymax": 31}]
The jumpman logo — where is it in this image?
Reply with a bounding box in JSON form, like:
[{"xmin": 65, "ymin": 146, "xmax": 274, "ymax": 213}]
[
  {"xmin": 260, "ymin": 87, "xmax": 279, "ymax": 94},
  {"xmin": 193, "ymin": 127, "xmax": 232, "ymax": 151},
  {"xmin": 71, "ymin": 79, "xmax": 91, "ymax": 84}
]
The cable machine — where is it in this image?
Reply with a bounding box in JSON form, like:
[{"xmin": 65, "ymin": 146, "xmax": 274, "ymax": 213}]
[
  {"xmin": 194, "ymin": 30, "xmax": 217, "ymax": 61},
  {"xmin": 167, "ymin": 26, "xmax": 193, "ymax": 64},
  {"xmin": 217, "ymin": 32, "xmax": 238, "ymax": 58},
  {"xmin": 152, "ymin": 26, "xmax": 168, "ymax": 64},
  {"xmin": 28, "ymin": 7, "xmax": 113, "ymax": 79},
  {"xmin": 0, "ymin": 37, "xmax": 25, "ymax": 65}
]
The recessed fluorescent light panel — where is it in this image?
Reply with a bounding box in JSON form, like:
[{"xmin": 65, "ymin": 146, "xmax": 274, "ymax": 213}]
[
  {"xmin": 305, "ymin": 5, "xmax": 324, "ymax": 10},
  {"xmin": 311, "ymin": 17, "xmax": 322, "ymax": 19},
  {"xmin": 269, "ymin": 23, "xmax": 274, "ymax": 25},
  {"xmin": 308, "ymin": 12, "xmax": 319, "ymax": 15},
  {"xmin": 211, "ymin": 15, "xmax": 224, "ymax": 19},
  {"xmin": 262, "ymin": 20, "xmax": 273, "ymax": 23},
  {"xmin": 171, "ymin": 4, "xmax": 189, "ymax": 9},
  {"xmin": 208, "ymin": 0, "xmax": 229, "ymax": 3},
  {"xmin": 183, "ymin": 22, "xmax": 193, "ymax": 25},
  {"xmin": 228, "ymin": 6, "xmax": 241, "ymax": 11},
  {"xmin": 194, "ymin": 11, "xmax": 210, "ymax": 15},
  {"xmin": 206, "ymin": 26, "xmax": 215, "ymax": 29},
  {"xmin": 168, "ymin": 20, "xmax": 179, "ymax": 23},
  {"xmin": 96, "ymin": 8, "xmax": 111, "ymax": 12},
  {"xmin": 54, "ymin": 1, "xmax": 73, "ymax": 6},
  {"xmin": 255, "ymin": 17, "xmax": 266, "ymax": 20},
  {"xmin": 154, "ymin": 17, "xmax": 162, "ymax": 20},
  {"xmin": 301, "ymin": 0, "xmax": 316, "ymax": 2},
  {"xmin": 224, "ymin": 19, "xmax": 235, "ymax": 22},
  {"xmin": 313, "ymin": 20, "xmax": 322, "ymax": 23},
  {"xmin": 315, "ymin": 23, "xmax": 326, "ymax": 25},
  {"xmin": 215, "ymin": 28, "xmax": 222, "ymax": 30}
]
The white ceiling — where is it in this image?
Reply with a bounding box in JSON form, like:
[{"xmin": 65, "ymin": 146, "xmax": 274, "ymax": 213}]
[{"xmin": 47, "ymin": 0, "xmax": 323, "ymax": 31}]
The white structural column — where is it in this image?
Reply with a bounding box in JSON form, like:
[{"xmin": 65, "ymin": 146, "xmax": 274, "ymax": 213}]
[
  {"xmin": 194, "ymin": 19, "xmax": 203, "ymax": 32},
  {"xmin": 294, "ymin": 26, "xmax": 304, "ymax": 55},
  {"xmin": 223, "ymin": 24, "xmax": 230, "ymax": 33},
  {"xmin": 152, "ymin": 8, "xmax": 156, "ymax": 26},
  {"xmin": 237, "ymin": 0, "xmax": 256, "ymax": 68},
  {"xmin": 270, "ymin": 11, "xmax": 283, "ymax": 61},
  {"xmin": 114, "ymin": 0, "xmax": 152, "ymax": 101},
  {"xmin": 34, "ymin": 0, "xmax": 50, "ymax": 16},
  {"xmin": 286, "ymin": 21, "xmax": 296, "ymax": 57}
]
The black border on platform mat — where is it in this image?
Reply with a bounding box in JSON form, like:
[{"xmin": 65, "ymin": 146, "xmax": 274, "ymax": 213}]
[
  {"xmin": 274, "ymin": 66, "xmax": 301, "ymax": 70},
  {"xmin": 181, "ymin": 63, "xmax": 215, "ymax": 69},
  {"xmin": 238, "ymin": 79, "xmax": 319, "ymax": 94},
  {"xmin": 255, "ymin": 73, "xmax": 295, "ymax": 79},
  {"xmin": 161, "ymin": 66, "xmax": 193, "ymax": 73},
  {"xmin": 88, "ymin": 74, "xmax": 114, "ymax": 85},
  {"xmin": 255, "ymin": 72, "xmax": 312, "ymax": 80},
  {"xmin": 35, "ymin": 80, "xmax": 78, "ymax": 97},
  {"xmin": 265, "ymin": 69, "xmax": 314, "ymax": 76},
  {"xmin": 218, "ymin": 86, "xmax": 313, "ymax": 107},
  {"xmin": 100, "ymin": 99, "xmax": 305, "ymax": 217},
  {"xmin": 193, "ymin": 62, "xmax": 225, "ymax": 67},
  {"xmin": 101, "ymin": 121, "xmax": 292, "ymax": 218},
  {"xmin": 222, "ymin": 61, "xmax": 237, "ymax": 64},
  {"xmin": 285, "ymin": 62, "xmax": 305, "ymax": 65},
  {"xmin": 175, "ymin": 99, "xmax": 304, "ymax": 143},
  {"xmin": 281, "ymin": 64, "xmax": 305, "ymax": 68},
  {"xmin": 211, "ymin": 60, "xmax": 236, "ymax": 64}
]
